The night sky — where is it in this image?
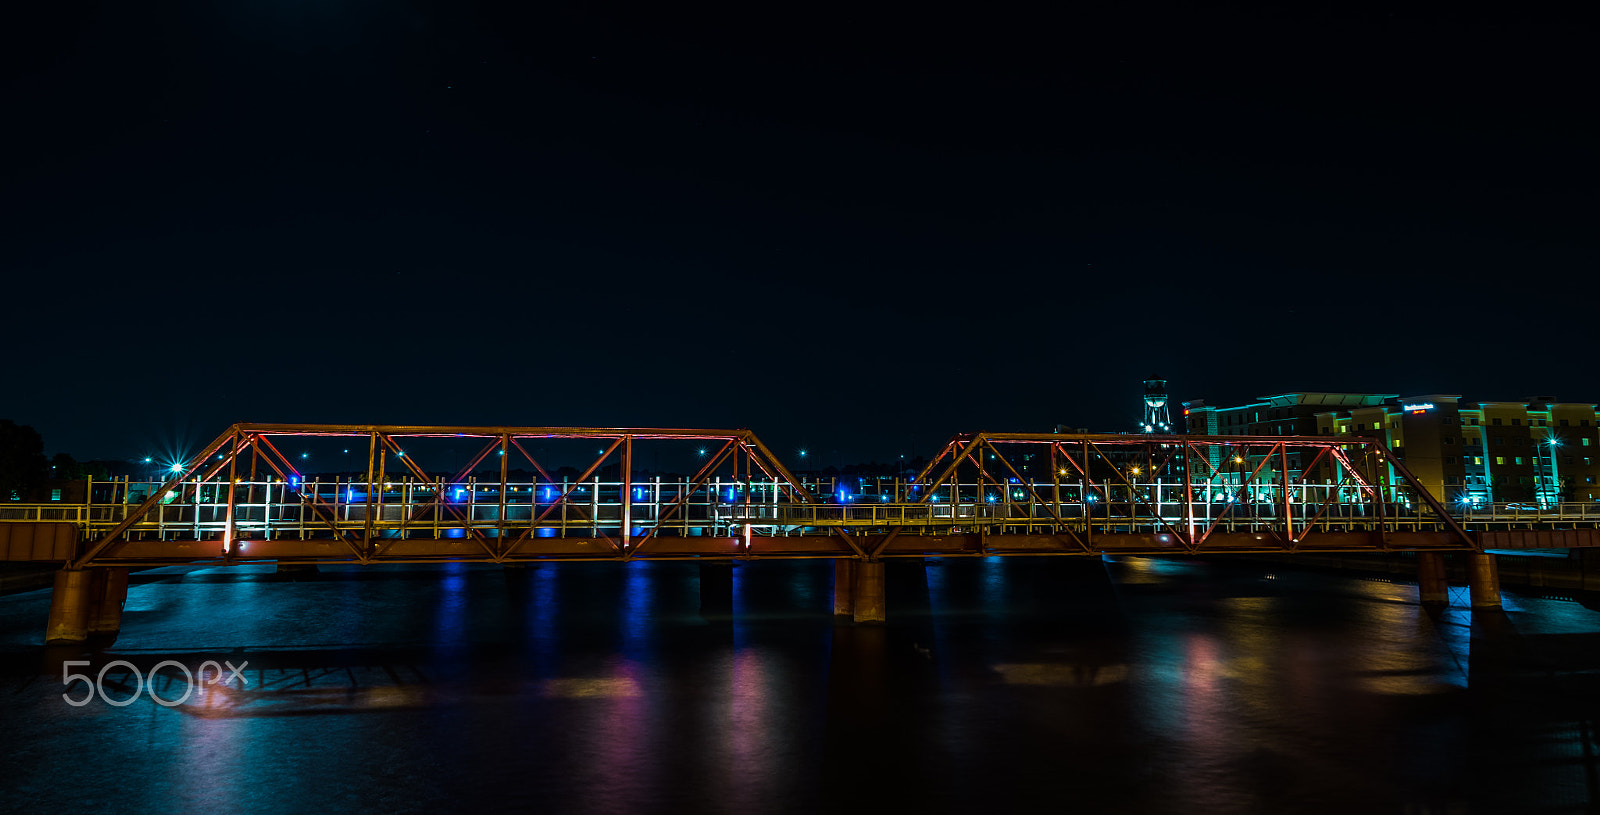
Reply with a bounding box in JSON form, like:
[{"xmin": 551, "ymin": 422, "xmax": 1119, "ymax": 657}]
[{"xmin": 4, "ymin": 2, "xmax": 1595, "ymax": 463}]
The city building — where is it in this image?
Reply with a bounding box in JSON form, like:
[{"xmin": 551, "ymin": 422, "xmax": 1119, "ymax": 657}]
[
  {"xmin": 1183, "ymin": 392, "xmax": 1600, "ymax": 505},
  {"xmin": 1315, "ymin": 396, "xmax": 1600, "ymax": 506},
  {"xmin": 1180, "ymin": 392, "xmax": 1393, "ymax": 472}
]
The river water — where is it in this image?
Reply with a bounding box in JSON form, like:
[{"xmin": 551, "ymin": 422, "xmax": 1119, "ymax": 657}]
[{"xmin": 2, "ymin": 556, "xmax": 1598, "ymax": 814}]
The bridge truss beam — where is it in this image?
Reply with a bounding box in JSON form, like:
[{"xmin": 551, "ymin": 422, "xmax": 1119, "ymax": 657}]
[
  {"xmin": 13, "ymin": 426, "xmax": 1504, "ymax": 569},
  {"xmin": 69, "ymin": 424, "xmax": 827, "ymax": 568}
]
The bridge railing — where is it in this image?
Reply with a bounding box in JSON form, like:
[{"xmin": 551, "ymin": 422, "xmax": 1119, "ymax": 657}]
[
  {"xmin": 0, "ymin": 505, "xmax": 133, "ymax": 523},
  {"xmin": 26, "ymin": 426, "xmax": 1600, "ymax": 567},
  {"xmin": 18, "ymin": 476, "xmax": 1599, "ymax": 543}
]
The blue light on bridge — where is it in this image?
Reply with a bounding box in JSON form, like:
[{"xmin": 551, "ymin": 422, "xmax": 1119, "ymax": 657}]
[
  {"xmin": 986, "ymin": 494, "xmax": 997, "ymax": 504},
  {"xmin": 289, "ymin": 475, "xmax": 299, "ymax": 488}
]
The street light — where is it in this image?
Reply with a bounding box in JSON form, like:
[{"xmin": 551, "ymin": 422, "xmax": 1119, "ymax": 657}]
[{"xmin": 1534, "ymin": 436, "xmax": 1561, "ymax": 508}]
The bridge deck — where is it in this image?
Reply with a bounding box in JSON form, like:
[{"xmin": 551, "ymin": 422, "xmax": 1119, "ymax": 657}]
[{"xmin": 9, "ymin": 424, "xmax": 1599, "ymax": 566}]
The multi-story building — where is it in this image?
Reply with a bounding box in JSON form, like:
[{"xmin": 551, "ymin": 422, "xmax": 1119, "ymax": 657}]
[
  {"xmin": 1314, "ymin": 396, "xmax": 1600, "ymax": 506},
  {"xmin": 1183, "ymin": 392, "xmax": 1600, "ymax": 505},
  {"xmin": 1181, "ymin": 393, "xmax": 1395, "ymax": 472}
]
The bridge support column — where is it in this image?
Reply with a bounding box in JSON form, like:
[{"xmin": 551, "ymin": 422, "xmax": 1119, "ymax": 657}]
[
  {"xmin": 853, "ymin": 561, "xmax": 885, "ymax": 625},
  {"xmin": 833, "ymin": 559, "xmax": 856, "ymax": 619},
  {"xmin": 88, "ymin": 568, "xmax": 129, "ymax": 635},
  {"xmin": 1581, "ymin": 549, "xmax": 1600, "ymax": 592},
  {"xmin": 1417, "ymin": 552, "xmax": 1449, "ymax": 606},
  {"xmin": 699, "ymin": 561, "xmax": 733, "ymax": 617},
  {"xmin": 1467, "ymin": 552, "xmax": 1501, "ymax": 610},
  {"xmin": 45, "ymin": 569, "xmax": 92, "ymax": 644}
]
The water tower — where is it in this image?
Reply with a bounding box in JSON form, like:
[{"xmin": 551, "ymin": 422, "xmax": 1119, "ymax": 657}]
[{"xmin": 1142, "ymin": 375, "xmax": 1171, "ymax": 433}]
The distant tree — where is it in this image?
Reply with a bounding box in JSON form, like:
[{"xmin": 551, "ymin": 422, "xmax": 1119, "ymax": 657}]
[
  {"xmin": 78, "ymin": 459, "xmax": 130, "ymax": 479},
  {"xmin": 0, "ymin": 420, "xmax": 48, "ymax": 499},
  {"xmin": 50, "ymin": 452, "xmax": 79, "ymax": 479}
]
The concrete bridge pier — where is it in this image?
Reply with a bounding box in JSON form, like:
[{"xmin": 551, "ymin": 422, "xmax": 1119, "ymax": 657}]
[
  {"xmin": 88, "ymin": 568, "xmax": 129, "ymax": 635},
  {"xmin": 45, "ymin": 569, "xmax": 93, "ymax": 644},
  {"xmin": 1417, "ymin": 552, "xmax": 1449, "ymax": 606},
  {"xmin": 699, "ymin": 560, "xmax": 733, "ymax": 617},
  {"xmin": 1582, "ymin": 549, "xmax": 1600, "ymax": 592},
  {"xmin": 852, "ymin": 561, "xmax": 885, "ymax": 625},
  {"xmin": 833, "ymin": 559, "xmax": 856, "ymax": 619},
  {"xmin": 1467, "ymin": 552, "xmax": 1502, "ymax": 610}
]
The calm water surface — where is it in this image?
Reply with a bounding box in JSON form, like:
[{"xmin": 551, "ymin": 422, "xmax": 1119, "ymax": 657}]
[{"xmin": 3, "ymin": 556, "xmax": 1599, "ymax": 814}]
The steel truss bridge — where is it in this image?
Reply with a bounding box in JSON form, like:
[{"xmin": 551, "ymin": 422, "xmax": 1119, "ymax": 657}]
[{"xmin": 6, "ymin": 424, "xmax": 1600, "ymax": 569}]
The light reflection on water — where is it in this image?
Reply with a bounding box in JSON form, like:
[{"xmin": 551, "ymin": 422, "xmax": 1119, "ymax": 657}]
[{"xmin": 1, "ymin": 556, "xmax": 1599, "ymax": 813}]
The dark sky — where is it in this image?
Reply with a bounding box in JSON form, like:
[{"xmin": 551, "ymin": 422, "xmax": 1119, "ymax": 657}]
[{"xmin": 4, "ymin": 1, "xmax": 1596, "ymax": 463}]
